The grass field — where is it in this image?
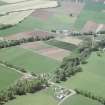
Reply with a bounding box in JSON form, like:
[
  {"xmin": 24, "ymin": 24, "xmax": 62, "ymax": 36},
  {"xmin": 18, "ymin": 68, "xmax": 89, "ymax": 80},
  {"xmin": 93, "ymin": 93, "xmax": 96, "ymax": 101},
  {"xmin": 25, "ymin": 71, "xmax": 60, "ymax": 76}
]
[
  {"xmin": 0, "ymin": 0, "xmax": 77, "ymax": 37},
  {"xmin": 0, "ymin": 14, "xmax": 75, "ymax": 36},
  {"xmin": 5, "ymin": 89, "xmax": 58, "ymax": 105},
  {"xmin": 0, "ymin": 64, "xmax": 21, "ymax": 90},
  {"xmin": 0, "ymin": 47, "xmax": 60, "ymax": 73},
  {"xmin": 61, "ymin": 52, "xmax": 105, "ymax": 98},
  {"xmin": 61, "ymin": 94, "xmax": 102, "ymax": 105},
  {"xmin": 45, "ymin": 39, "xmax": 77, "ymax": 51},
  {"xmin": 74, "ymin": 1, "xmax": 105, "ymax": 30}
]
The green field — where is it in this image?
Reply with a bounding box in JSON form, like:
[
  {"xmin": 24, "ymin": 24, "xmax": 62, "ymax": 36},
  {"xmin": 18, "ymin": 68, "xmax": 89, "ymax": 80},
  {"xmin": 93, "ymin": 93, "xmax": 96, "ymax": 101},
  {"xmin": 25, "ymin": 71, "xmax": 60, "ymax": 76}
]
[
  {"xmin": 61, "ymin": 52, "xmax": 105, "ymax": 98},
  {"xmin": 5, "ymin": 87, "xmax": 101, "ymax": 105},
  {"xmin": 0, "ymin": 5, "xmax": 76, "ymax": 36},
  {"xmin": 74, "ymin": 1, "xmax": 105, "ymax": 30},
  {"xmin": 61, "ymin": 95, "xmax": 102, "ymax": 105},
  {"xmin": 5, "ymin": 89, "xmax": 58, "ymax": 105},
  {"xmin": 0, "ymin": 64, "xmax": 21, "ymax": 90},
  {"xmin": 0, "ymin": 47, "xmax": 60, "ymax": 73},
  {"xmin": 45, "ymin": 39, "xmax": 77, "ymax": 51}
]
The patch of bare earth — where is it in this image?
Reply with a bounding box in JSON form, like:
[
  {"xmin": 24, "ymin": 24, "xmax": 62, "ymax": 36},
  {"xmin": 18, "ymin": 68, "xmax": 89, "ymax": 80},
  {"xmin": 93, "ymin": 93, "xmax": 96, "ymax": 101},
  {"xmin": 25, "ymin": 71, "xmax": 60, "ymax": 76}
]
[
  {"xmin": 82, "ymin": 20, "xmax": 105, "ymax": 33},
  {"xmin": 82, "ymin": 21, "xmax": 99, "ymax": 32},
  {"xmin": 20, "ymin": 41, "xmax": 70, "ymax": 61}
]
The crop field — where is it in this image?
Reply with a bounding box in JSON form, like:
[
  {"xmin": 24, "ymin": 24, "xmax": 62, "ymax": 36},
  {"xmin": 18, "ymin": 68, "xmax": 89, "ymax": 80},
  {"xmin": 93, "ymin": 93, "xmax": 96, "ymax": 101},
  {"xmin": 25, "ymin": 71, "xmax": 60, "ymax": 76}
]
[
  {"xmin": 56, "ymin": 36, "xmax": 82, "ymax": 46},
  {"xmin": 0, "ymin": 47, "xmax": 60, "ymax": 73},
  {"xmin": 0, "ymin": 64, "xmax": 21, "ymax": 90},
  {"xmin": 20, "ymin": 41, "xmax": 70, "ymax": 61},
  {"xmin": 45, "ymin": 39, "xmax": 77, "ymax": 51},
  {"xmin": 0, "ymin": 0, "xmax": 57, "ymax": 32},
  {"xmin": 0, "ymin": 10, "xmax": 33, "ymax": 25},
  {"xmin": 74, "ymin": 1, "xmax": 105, "ymax": 30},
  {"xmin": 61, "ymin": 95, "xmax": 102, "ymax": 105},
  {"xmin": 0, "ymin": 0, "xmax": 57, "ymax": 15},
  {"xmin": 61, "ymin": 52, "xmax": 105, "ymax": 98},
  {"xmin": 0, "ymin": 1, "xmax": 84, "ymax": 36},
  {"xmin": 1, "ymin": 0, "xmax": 27, "ymax": 3}
]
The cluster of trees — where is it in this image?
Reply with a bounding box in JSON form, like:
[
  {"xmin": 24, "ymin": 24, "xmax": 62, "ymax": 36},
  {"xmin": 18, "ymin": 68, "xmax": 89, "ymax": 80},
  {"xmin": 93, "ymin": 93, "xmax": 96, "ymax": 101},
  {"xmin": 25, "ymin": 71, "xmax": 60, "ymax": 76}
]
[
  {"xmin": 54, "ymin": 39, "xmax": 92, "ymax": 83},
  {"xmin": 75, "ymin": 89, "xmax": 105, "ymax": 105},
  {"xmin": 0, "ymin": 77, "xmax": 48, "ymax": 105},
  {"xmin": 97, "ymin": 30, "xmax": 105, "ymax": 34},
  {"xmin": 0, "ymin": 60, "xmax": 27, "ymax": 73},
  {"xmin": 0, "ymin": 36, "xmax": 54, "ymax": 49}
]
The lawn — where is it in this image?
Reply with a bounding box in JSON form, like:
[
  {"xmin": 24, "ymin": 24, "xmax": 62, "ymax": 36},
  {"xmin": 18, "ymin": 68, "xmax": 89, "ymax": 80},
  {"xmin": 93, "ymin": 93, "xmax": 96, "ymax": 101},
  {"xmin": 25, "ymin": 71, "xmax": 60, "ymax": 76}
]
[
  {"xmin": 61, "ymin": 94, "xmax": 102, "ymax": 105},
  {"xmin": 74, "ymin": 1, "xmax": 105, "ymax": 30},
  {"xmin": 61, "ymin": 52, "xmax": 105, "ymax": 98},
  {"xmin": 5, "ymin": 89, "xmax": 58, "ymax": 105},
  {"xmin": 0, "ymin": 64, "xmax": 21, "ymax": 90},
  {"xmin": 0, "ymin": 47, "xmax": 60, "ymax": 73},
  {"xmin": 45, "ymin": 39, "xmax": 77, "ymax": 51}
]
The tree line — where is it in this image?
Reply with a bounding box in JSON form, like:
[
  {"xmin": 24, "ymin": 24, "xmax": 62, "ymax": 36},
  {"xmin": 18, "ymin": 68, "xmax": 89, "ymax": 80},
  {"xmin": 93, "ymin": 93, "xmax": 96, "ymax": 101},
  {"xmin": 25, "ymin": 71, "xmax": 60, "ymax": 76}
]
[
  {"xmin": 0, "ymin": 60, "xmax": 27, "ymax": 73},
  {"xmin": 54, "ymin": 38, "xmax": 92, "ymax": 83},
  {"xmin": 0, "ymin": 36, "xmax": 54, "ymax": 49},
  {"xmin": 75, "ymin": 89, "xmax": 105, "ymax": 105},
  {"xmin": 0, "ymin": 77, "xmax": 48, "ymax": 105}
]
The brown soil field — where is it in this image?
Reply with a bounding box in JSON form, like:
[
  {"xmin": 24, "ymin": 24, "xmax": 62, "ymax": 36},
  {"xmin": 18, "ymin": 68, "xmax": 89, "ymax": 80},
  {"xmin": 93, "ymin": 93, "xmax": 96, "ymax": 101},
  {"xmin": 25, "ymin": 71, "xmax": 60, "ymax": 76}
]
[
  {"xmin": 20, "ymin": 41, "xmax": 70, "ymax": 61},
  {"xmin": 81, "ymin": 21, "xmax": 99, "ymax": 32},
  {"xmin": 82, "ymin": 21, "xmax": 105, "ymax": 32}
]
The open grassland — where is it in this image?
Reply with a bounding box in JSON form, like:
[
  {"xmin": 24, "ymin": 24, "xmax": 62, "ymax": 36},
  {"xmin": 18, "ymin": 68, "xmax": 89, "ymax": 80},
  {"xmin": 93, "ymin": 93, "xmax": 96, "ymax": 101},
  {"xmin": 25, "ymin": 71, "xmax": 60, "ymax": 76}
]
[
  {"xmin": 74, "ymin": 1, "xmax": 105, "ymax": 30},
  {"xmin": 0, "ymin": 47, "xmax": 60, "ymax": 73},
  {"xmin": 0, "ymin": 64, "xmax": 21, "ymax": 90},
  {"xmin": 5, "ymin": 89, "xmax": 58, "ymax": 105},
  {"xmin": 61, "ymin": 95, "xmax": 102, "ymax": 105},
  {"xmin": 45, "ymin": 39, "xmax": 77, "ymax": 51},
  {"xmin": 61, "ymin": 52, "xmax": 105, "ymax": 98}
]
